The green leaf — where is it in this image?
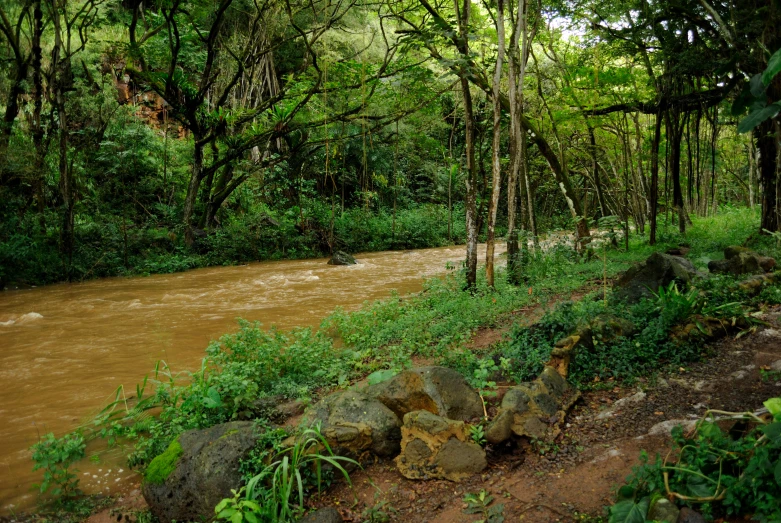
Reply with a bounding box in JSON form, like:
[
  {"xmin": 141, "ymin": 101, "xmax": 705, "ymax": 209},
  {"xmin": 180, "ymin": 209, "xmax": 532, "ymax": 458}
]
[
  {"xmin": 686, "ymin": 473, "xmax": 714, "ymax": 498},
  {"xmin": 738, "ymin": 103, "xmax": 781, "ymax": 133},
  {"xmin": 698, "ymin": 421, "xmax": 723, "ymax": 439},
  {"xmin": 765, "ymin": 398, "xmax": 781, "ymax": 419},
  {"xmin": 775, "ymin": 459, "xmax": 781, "ymax": 486},
  {"xmin": 609, "ymin": 497, "xmax": 650, "ymax": 523},
  {"xmin": 367, "ymin": 369, "xmax": 398, "ymax": 385},
  {"xmin": 762, "ymin": 422, "xmax": 781, "ymax": 441},
  {"xmin": 616, "ymin": 485, "xmax": 637, "ymax": 501},
  {"xmin": 751, "ymin": 73, "xmax": 766, "ymax": 98},
  {"xmin": 215, "ymin": 499, "xmax": 231, "ymax": 513},
  {"xmin": 230, "ymin": 511, "xmax": 243, "ymax": 523},
  {"xmin": 762, "ymin": 48, "xmax": 781, "ymax": 86},
  {"xmin": 244, "ymin": 512, "xmax": 259, "ymax": 523}
]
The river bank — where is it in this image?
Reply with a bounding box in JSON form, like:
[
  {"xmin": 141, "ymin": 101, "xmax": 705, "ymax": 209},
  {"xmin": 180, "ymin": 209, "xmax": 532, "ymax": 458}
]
[
  {"xmin": 8, "ymin": 207, "xmax": 781, "ymax": 521},
  {"xmin": 0, "ymin": 244, "xmax": 497, "ymax": 512}
]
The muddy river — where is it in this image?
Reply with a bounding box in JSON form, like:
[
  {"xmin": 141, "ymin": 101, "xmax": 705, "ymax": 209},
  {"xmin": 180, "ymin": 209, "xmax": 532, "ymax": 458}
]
[{"xmin": 0, "ymin": 244, "xmax": 503, "ymax": 513}]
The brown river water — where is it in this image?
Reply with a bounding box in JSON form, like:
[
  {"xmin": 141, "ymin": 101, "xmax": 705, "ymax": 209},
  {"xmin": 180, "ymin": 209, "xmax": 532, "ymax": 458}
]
[{"xmin": 0, "ymin": 243, "xmax": 503, "ymax": 513}]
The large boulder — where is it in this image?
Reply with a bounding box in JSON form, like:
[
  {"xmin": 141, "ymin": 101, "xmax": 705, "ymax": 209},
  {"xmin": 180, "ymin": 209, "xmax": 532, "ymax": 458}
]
[
  {"xmin": 485, "ymin": 367, "xmax": 579, "ymax": 445},
  {"xmin": 365, "ymin": 366, "xmax": 483, "ymax": 421},
  {"xmin": 304, "ymin": 390, "xmax": 401, "ymax": 458},
  {"xmin": 327, "ymin": 251, "xmax": 357, "ymax": 265},
  {"xmin": 395, "ymin": 410, "xmax": 486, "ymax": 481},
  {"xmin": 142, "ymin": 421, "xmax": 261, "ymax": 523},
  {"xmin": 708, "ymin": 246, "xmax": 776, "ymax": 276},
  {"xmin": 614, "ymin": 252, "xmax": 700, "ymax": 303}
]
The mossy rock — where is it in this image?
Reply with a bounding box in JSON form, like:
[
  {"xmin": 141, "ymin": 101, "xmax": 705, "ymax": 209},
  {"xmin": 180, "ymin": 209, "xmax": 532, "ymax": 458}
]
[
  {"xmin": 143, "ymin": 439, "xmax": 183, "ymax": 485},
  {"xmin": 614, "ymin": 252, "xmax": 701, "ymax": 303},
  {"xmin": 142, "ymin": 421, "xmax": 262, "ymax": 523},
  {"xmin": 709, "ymin": 246, "xmax": 776, "ymax": 276}
]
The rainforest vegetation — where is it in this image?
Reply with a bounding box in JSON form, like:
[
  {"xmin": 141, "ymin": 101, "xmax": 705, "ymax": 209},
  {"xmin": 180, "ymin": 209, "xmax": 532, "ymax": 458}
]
[
  {"xmin": 1, "ymin": 0, "xmax": 779, "ymax": 287},
  {"xmin": 5, "ymin": 1, "xmax": 781, "ymax": 521}
]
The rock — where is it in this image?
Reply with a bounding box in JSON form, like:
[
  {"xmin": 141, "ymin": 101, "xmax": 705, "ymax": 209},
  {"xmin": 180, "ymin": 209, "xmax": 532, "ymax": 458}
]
[
  {"xmin": 737, "ymin": 271, "xmax": 781, "ymax": 295},
  {"xmin": 614, "ymin": 252, "xmax": 701, "ymax": 303},
  {"xmin": 304, "ymin": 390, "xmax": 401, "ymax": 458},
  {"xmin": 556, "ymin": 315, "xmax": 636, "ymax": 369},
  {"xmin": 647, "ymin": 419, "xmax": 696, "ymax": 437},
  {"xmin": 327, "ymin": 251, "xmax": 357, "ymax": 265},
  {"xmin": 613, "ymin": 390, "xmax": 646, "ymax": 408},
  {"xmin": 249, "ymin": 395, "xmax": 304, "ymax": 423},
  {"xmin": 677, "ymin": 507, "xmax": 706, "ymax": 523},
  {"xmin": 648, "ymin": 498, "xmax": 680, "ymax": 523},
  {"xmin": 709, "ymin": 246, "xmax": 776, "ymax": 276},
  {"xmin": 365, "ymin": 366, "xmax": 483, "ymax": 421},
  {"xmin": 300, "ymin": 507, "xmax": 344, "ymax": 523},
  {"xmin": 770, "ymin": 359, "xmax": 781, "ymax": 372},
  {"xmin": 395, "ymin": 410, "xmax": 486, "ymax": 481},
  {"xmin": 548, "ymin": 335, "xmax": 580, "ymax": 377},
  {"xmin": 142, "ymin": 421, "xmax": 261, "ymax": 523},
  {"xmin": 484, "ymin": 366, "xmax": 579, "ymax": 444},
  {"xmin": 596, "ymin": 390, "xmax": 647, "ymax": 420}
]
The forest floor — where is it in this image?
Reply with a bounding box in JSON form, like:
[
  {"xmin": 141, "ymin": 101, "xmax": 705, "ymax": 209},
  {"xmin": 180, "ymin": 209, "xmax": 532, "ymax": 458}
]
[{"xmin": 85, "ymin": 296, "xmax": 781, "ymax": 523}]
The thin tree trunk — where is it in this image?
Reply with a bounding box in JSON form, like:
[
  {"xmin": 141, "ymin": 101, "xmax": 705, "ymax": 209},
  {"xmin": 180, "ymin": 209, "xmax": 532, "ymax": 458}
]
[
  {"xmin": 183, "ymin": 138, "xmax": 205, "ymax": 245},
  {"xmin": 454, "ymin": 0, "xmax": 478, "ymax": 290},
  {"xmin": 649, "ymin": 109, "xmax": 663, "ymax": 245},
  {"xmin": 485, "ymin": 0, "xmax": 506, "ymax": 288}
]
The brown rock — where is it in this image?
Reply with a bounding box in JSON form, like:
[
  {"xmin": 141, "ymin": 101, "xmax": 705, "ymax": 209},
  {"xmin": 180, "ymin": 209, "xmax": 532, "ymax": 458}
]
[
  {"xmin": 395, "ymin": 411, "xmax": 486, "ymax": 481},
  {"xmin": 366, "ymin": 366, "xmax": 483, "ymax": 421}
]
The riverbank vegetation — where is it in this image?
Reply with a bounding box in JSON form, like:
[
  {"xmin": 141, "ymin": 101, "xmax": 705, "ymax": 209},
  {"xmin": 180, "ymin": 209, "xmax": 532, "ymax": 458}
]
[
  {"xmin": 25, "ymin": 208, "xmax": 781, "ymax": 521},
  {"xmin": 5, "ymin": 0, "xmax": 781, "ymax": 520}
]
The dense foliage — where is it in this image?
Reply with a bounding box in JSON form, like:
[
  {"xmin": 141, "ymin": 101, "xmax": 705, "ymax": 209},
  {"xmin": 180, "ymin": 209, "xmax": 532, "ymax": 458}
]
[{"xmin": 1, "ymin": 0, "xmax": 779, "ymax": 287}]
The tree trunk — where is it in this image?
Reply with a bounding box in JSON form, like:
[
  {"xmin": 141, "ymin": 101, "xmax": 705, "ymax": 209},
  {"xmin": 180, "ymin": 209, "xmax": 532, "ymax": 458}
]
[
  {"xmin": 666, "ymin": 110, "xmax": 686, "ymax": 234},
  {"xmin": 649, "ymin": 109, "xmax": 663, "ymax": 245},
  {"xmin": 31, "ymin": 0, "xmax": 46, "ymax": 232},
  {"xmin": 485, "ymin": 0, "xmax": 506, "ymax": 289},
  {"xmin": 51, "ymin": 6, "xmax": 74, "ymax": 278},
  {"xmin": 757, "ymin": 118, "xmax": 779, "ymax": 232},
  {"xmin": 455, "ymin": 0, "xmax": 478, "ymax": 290},
  {"xmin": 183, "ymin": 138, "xmax": 205, "ymax": 245}
]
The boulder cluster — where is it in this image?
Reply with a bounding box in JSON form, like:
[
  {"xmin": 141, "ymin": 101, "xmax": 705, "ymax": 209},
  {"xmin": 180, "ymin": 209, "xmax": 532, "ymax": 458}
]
[{"xmin": 142, "ymin": 363, "xmax": 578, "ymax": 522}]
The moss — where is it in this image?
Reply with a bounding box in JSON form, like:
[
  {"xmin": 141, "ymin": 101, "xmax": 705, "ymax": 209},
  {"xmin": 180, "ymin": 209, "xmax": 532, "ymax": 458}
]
[
  {"xmin": 143, "ymin": 439, "xmax": 183, "ymax": 485},
  {"xmin": 218, "ymin": 429, "xmax": 239, "ymax": 440}
]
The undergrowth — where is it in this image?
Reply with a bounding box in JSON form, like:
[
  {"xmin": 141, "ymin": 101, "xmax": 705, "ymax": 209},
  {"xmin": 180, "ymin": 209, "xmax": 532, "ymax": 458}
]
[{"xmin": 28, "ymin": 208, "xmax": 777, "ymax": 518}]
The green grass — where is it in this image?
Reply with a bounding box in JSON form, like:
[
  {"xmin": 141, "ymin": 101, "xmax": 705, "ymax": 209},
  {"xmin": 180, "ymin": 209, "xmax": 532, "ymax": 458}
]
[{"xmin": 33, "ymin": 207, "xmax": 774, "ymax": 511}]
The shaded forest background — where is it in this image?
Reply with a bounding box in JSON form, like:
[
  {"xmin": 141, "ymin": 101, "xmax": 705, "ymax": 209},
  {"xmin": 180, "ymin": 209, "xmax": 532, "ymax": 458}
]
[{"xmin": 0, "ymin": 0, "xmax": 779, "ymax": 286}]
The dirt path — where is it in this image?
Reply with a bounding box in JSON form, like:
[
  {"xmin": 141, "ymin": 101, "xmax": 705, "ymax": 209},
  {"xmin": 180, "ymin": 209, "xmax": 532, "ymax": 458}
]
[{"xmin": 314, "ymin": 305, "xmax": 781, "ymax": 522}]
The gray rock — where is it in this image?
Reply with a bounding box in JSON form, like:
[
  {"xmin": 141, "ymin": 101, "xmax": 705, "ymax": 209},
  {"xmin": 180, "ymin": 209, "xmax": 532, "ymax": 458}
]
[
  {"xmin": 614, "ymin": 252, "xmax": 701, "ymax": 303},
  {"xmin": 708, "ymin": 246, "xmax": 776, "ymax": 276},
  {"xmin": 647, "ymin": 419, "xmax": 696, "ymax": 436},
  {"xmin": 300, "ymin": 507, "xmax": 344, "ymax": 523},
  {"xmin": 677, "ymin": 507, "xmax": 706, "ymax": 523},
  {"xmin": 142, "ymin": 421, "xmax": 261, "ymax": 523},
  {"xmin": 648, "ymin": 498, "xmax": 679, "ymax": 522},
  {"xmin": 365, "ymin": 366, "xmax": 483, "ymax": 421},
  {"xmin": 250, "ymin": 395, "xmax": 304, "ymax": 423},
  {"xmin": 327, "ymin": 251, "xmax": 357, "ymax": 265},
  {"xmin": 304, "ymin": 390, "xmax": 401, "ymax": 458}
]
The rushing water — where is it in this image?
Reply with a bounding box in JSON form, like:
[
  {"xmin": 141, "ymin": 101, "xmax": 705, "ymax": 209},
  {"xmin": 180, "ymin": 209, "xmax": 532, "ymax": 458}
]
[{"xmin": 0, "ymin": 243, "xmax": 504, "ymax": 513}]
